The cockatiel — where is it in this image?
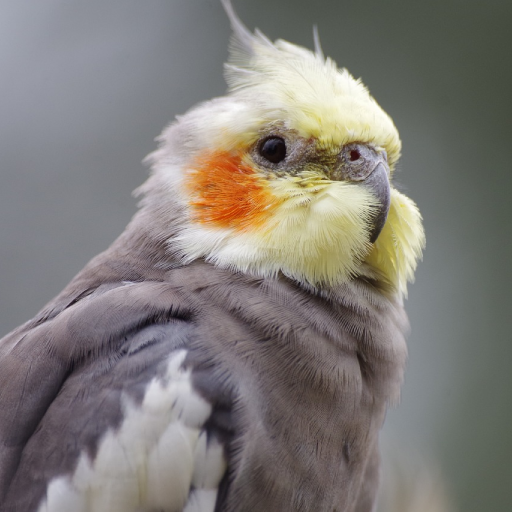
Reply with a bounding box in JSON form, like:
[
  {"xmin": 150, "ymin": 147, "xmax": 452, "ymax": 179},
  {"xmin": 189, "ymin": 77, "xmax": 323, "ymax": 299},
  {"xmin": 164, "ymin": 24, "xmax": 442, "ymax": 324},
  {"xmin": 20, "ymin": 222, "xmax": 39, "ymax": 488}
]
[{"xmin": 0, "ymin": 1, "xmax": 425, "ymax": 511}]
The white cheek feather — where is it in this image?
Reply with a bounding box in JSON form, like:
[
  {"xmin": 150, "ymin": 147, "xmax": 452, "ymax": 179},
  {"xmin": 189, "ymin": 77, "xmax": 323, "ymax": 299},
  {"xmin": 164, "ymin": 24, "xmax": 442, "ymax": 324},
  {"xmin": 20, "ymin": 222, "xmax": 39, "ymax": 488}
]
[{"xmin": 38, "ymin": 350, "xmax": 226, "ymax": 512}]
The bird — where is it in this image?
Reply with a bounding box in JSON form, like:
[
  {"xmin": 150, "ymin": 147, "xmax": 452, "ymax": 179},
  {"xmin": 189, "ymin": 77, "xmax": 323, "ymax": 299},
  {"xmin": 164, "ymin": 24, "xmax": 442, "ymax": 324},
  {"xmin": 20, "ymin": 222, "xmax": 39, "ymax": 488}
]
[{"xmin": 0, "ymin": 1, "xmax": 425, "ymax": 511}]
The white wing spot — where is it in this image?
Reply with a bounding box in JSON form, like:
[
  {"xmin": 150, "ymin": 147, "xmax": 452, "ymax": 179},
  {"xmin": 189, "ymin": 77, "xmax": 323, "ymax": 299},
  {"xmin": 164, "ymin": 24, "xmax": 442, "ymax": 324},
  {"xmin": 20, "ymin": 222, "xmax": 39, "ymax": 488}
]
[
  {"xmin": 38, "ymin": 350, "xmax": 225, "ymax": 512},
  {"xmin": 191, "ymin": 431, "xmax": 227, "ymax": 489},
  {"xmin": 183, "ymin": 489, "xmax": 219, "ymax": 512}
]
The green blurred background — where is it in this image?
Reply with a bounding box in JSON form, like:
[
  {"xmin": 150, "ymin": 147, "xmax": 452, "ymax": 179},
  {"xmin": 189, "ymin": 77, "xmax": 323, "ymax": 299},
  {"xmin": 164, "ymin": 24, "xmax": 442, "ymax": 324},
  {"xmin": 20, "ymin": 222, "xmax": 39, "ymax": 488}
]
[{"xmin": 1, "ymin": 1, "xmax": 511, "ymax": 510}]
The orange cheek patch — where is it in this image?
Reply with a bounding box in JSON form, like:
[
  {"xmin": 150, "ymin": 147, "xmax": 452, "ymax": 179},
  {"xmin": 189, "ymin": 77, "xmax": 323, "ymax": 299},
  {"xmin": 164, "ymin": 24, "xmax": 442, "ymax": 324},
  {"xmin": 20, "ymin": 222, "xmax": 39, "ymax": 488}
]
[{"xmin": 184, "ymin": 151, "xmax": 279, "ymax": 231}]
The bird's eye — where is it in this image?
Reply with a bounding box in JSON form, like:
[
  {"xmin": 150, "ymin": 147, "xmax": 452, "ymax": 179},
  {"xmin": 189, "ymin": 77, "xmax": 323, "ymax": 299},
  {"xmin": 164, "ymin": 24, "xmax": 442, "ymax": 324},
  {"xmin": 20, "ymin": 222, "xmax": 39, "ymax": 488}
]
[
  {"xmin": 349, "ymin": 149, "xmax": 361, "ymax": 162},
  {"xmin": 259, "ymin": 137, "xmax": 287, "ymax": 164}
]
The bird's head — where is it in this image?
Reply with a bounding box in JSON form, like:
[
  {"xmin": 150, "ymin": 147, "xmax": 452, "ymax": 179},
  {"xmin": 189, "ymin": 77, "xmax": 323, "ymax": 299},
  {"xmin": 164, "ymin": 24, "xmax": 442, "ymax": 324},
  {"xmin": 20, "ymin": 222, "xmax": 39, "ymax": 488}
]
[{"xmin": 141, "ymin": 1, "xmax": 425, "ymax": 297}]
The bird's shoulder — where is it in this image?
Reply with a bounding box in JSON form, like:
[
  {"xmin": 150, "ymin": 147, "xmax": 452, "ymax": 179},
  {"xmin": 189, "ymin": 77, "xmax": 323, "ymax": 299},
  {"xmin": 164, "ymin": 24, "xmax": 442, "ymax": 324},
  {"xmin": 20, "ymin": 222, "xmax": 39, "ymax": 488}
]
[{"xmin": 0, "ymin": 263, "xmax": 233, "ymax": 512}]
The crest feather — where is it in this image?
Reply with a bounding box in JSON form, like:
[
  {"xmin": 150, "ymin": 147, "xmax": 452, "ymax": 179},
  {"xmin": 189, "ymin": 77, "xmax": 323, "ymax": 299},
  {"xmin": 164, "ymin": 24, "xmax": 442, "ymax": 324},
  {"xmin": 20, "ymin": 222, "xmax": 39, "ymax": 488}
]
[
  {"xmin": 312, "ymin": 25, "xmax": 324, "ymax": 60},
  {"xmin": 221, "ymin": 0, "xmax": 272, "ymax": 64}
]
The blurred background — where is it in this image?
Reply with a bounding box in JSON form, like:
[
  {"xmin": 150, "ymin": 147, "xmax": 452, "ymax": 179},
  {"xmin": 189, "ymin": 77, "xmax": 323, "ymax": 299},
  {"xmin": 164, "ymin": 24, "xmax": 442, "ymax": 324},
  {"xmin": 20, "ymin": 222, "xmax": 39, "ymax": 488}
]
[{"xmin": 1, "ymin": 1, "xmax": 511, "ymax": 510}]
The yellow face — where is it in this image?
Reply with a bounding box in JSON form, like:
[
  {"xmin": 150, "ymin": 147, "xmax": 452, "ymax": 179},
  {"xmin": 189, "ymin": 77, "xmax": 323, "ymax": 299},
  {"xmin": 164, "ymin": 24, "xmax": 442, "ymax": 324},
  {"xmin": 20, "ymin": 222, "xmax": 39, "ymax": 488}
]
[
  {"xmin": 149, "ymin": 19, "xmax": 425, "ymax": 296},
  {"xmin": 180, "ymin": 120, "xmax": 422, "ymax": 294}
]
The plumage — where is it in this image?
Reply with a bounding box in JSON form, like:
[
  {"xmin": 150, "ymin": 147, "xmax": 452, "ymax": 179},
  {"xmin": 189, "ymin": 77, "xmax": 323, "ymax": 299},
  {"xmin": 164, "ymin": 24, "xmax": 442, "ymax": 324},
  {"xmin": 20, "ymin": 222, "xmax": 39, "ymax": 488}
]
[{"xmin": 0, "ymin": 1, "xmax": 424, "ymax": 511}]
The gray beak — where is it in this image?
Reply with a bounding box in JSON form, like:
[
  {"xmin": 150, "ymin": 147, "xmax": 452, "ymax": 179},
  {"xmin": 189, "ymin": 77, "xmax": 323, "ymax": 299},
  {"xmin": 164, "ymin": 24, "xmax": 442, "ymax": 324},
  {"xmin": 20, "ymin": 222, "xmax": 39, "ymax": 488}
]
[{"xmin": 363, "ymin": 162, "xmax": 390, "ymax": 243}]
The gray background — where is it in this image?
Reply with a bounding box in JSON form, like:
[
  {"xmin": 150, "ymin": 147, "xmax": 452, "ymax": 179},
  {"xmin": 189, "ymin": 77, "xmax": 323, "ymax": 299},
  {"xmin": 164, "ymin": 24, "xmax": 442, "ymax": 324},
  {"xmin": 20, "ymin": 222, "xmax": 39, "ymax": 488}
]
[{"xmin": 1, "ymin": 1, "xmax": 511, "ymax": 510}]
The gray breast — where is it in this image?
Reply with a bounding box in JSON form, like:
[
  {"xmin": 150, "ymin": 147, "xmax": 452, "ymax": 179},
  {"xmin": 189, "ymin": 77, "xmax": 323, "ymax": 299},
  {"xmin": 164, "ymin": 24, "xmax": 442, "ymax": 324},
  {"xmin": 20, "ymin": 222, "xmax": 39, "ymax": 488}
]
[{"xmin": 0, "ymin": 259, "xmax": 407, "ymax": 512}]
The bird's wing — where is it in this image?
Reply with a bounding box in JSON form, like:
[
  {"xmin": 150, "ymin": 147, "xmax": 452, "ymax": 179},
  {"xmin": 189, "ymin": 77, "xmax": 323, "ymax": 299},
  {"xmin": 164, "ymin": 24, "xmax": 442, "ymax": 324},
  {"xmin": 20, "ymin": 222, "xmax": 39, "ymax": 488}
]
[{"xmin": 0, "ymin": 279, "xmax": 229, "ymax": 512}]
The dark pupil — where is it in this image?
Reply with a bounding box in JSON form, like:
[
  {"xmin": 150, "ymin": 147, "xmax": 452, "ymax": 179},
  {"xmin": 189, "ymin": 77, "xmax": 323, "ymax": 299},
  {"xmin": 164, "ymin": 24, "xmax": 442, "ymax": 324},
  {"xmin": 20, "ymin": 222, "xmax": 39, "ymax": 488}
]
[
  {"xmin": 349, "ymin": 149, "xmax": 361, "ymax": 161},
  {"xmin": 260, "ymin": 137, "xmax": 286, "ymax": 164}
]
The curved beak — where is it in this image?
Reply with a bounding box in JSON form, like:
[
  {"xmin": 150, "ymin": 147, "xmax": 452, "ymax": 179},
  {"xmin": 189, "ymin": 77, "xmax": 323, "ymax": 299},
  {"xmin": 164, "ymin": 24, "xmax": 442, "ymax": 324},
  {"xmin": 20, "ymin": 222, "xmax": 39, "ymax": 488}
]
[{"xmin": 363, "ymin": 162, "xmax": 390, "ymax": 243}]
